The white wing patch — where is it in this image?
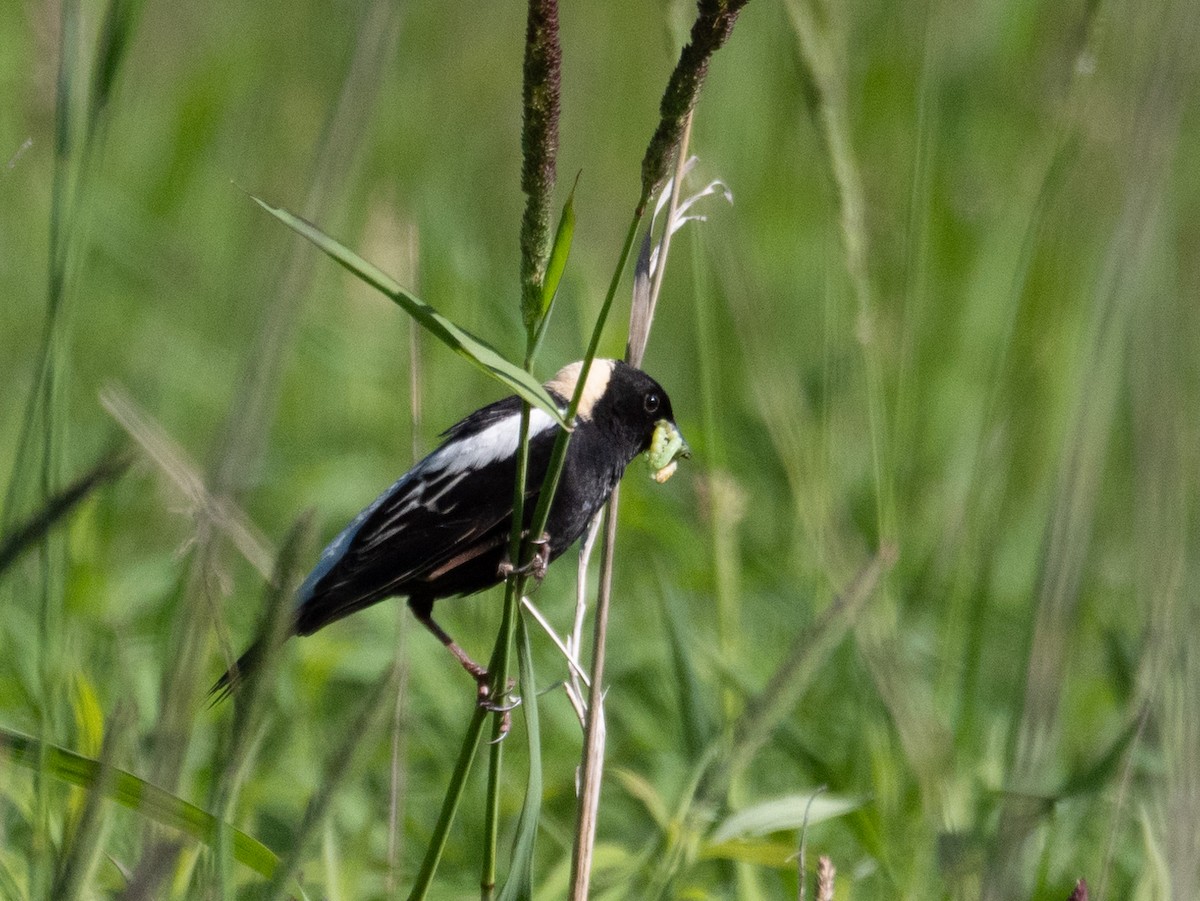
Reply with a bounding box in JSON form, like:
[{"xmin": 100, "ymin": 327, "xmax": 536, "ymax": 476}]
[{"xmin": 419, "ymin": 407, "xmax": 558, "ymax": 476}]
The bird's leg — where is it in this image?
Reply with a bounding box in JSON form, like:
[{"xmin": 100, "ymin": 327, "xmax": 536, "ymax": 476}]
[
  {"xmin": 408, "ymin": 599, "xmax": 518, "ymax": 716},
  {"xmin": 409, "ymin": 600, "xmax": 488, "ymax": 692},
  {"xmin": 496, "ymin": 531, "xmax": 551, "ymax": 582}
]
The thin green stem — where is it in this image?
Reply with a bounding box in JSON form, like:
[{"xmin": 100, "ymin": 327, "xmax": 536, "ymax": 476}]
[
  {"xmin": 481, "ymin": 387, "xmax": 534, "ymax": 899},
  {"xmin": 415, "ymin": 399, "xmax": 533, "ymax": 901},
  {"xmin": 423, "ymin": 0, "xmax": 568, "ymax": 880},
  {"xmin": 406, "ymin": 705, "xmax": 490, "ymax": 901},
  {"xmin": 411, "ymin": 198, "xmax": 643, "ymax": 900},
  {"xmin": 527, "ymin": 199, "xmax": 647, "ymax": 544},
  {"xmin": 26, "ymin": 3, "xmax": 81, "ymax": 895}
]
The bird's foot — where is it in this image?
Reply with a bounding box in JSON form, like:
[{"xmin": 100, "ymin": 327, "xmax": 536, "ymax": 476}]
[
  {"xmin": 475, "ymin": 672, "xmax": 521, "ymax": 742},
  {"xmin": 496, "ymin": 532, "xmax": 551, "ymax": 583},
  {"xmin": 475, "ymin": 673, "xmax": 518, "ymax": 708},
  {"xmin": 528, "ymin": 532, "xmax": 550, "ymax": 581}
]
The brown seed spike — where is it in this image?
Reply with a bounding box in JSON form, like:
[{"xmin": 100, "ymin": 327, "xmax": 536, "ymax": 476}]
[
  {"xmin": 519, "ymin": 0, "xmax": 562, "ymax": 330},
  {"xmin": 638, "ymin": 0, "xmax": 749, "ymax": 213}
]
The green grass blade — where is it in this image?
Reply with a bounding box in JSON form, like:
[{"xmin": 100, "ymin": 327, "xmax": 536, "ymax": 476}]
[
  {"xmin": 530, "ymin": 181, "xmax": 577, "ymax": 358},
  {"xmin": 50, "ymin": 704, "xmax": 133, "ymax": 901},
  {"xmin": 263, "ymin": 665, "xmax": 398, "ymax": 901},
  {"xmin": 497, "ymin": 613, "xmax": 543, "ymax": 901},
  {"xmin": 406, "ymin": 708, "xmax": 490, "ymax": 900},
  {"xmin": 1057, "ymin": 715, "xmax": 1142, "ymax": 801},
  {"xmin": 724, "ymin": 548, "xmax": 894, "ymax": 791},
  {"xmin": 210, "ymin": 516, "xmax": 314, "ymax": 899},
  {"xmin": 658, "ymin": 588, "xmax": 714, "ymax": 760},
  {"xmin": 0, "ymin": 861, "xmax": 22, "ymax": 900},
  {"xmin": 541, "ymin": 181, "xmax": 576, "ymax": 314},
  {"xmin": 86, "ymin": 0, "xmax": 141, "ymax": 139},
  {"xmin": 710, "ymin": 792, "xmax": 865, "ymax": 844},
  {"xmin": 251, "ymin": 196, "xmax": 567, "ymax": 425},
  {"xmin": 0, "ymin": 726, "xmax": 283, "ymax": 880},
  {"xmin": 0, "ymin": 451, "xmax": 129, "ymax": 577}
]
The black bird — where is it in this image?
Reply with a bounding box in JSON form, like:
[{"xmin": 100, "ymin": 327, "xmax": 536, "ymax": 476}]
[{"xmin": 214, "ymin": 359, "xmax": 686, "ymax": 700}]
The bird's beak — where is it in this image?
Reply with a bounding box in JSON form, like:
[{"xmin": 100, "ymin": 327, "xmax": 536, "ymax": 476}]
[{"xmin": 647, "ymin": 420, "xmax": 690, "ymax": 484}]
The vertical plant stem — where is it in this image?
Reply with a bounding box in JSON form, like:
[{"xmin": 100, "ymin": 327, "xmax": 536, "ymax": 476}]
[
  {"xmin": 630, "ymin": 114, "xmax": 692, "ymax": 366},
  {"xmin": 783, "ymin": 0, "xmax": 890, "ymax": 538},
  {"xmin": 7, "ymin": 29, "xmax": 145, "ymax": 895},
  {"xmin": 567, "ymin": 516, "xmax": 602, "ymax": 717},
  {"xmin": 481, "ymin": 398, "xmax": 533, "ymax": 900},
  {"xmin": 483, "ymin": 1, "xmax": 560, "ymax": 891},
  {"xmin": 25, "ymin": 3, "xmax": 81, "ymax": 892},
  {"xmin": 567, "ymin": 2, "xmax": 756, "ymax": 889},
  {"xmin": 416, "ymin": 0, "xmax": 566, "ymax": 887},
  {"xmin": 567, "ymin": 499, "xmax": 617, "ymax": 899},
  {"xmin": 388, "ymin": 225, "xmax": 424, "ymax": 896},
  {"xmin": 571, "ymin": 113, "xmax": 694, "ymax": 901},
  {"xmin": 495, "ymin": 611, "xmax": 543, "ymax": 901},
  {"xmin": 407, "ymin": 705, "xmax": 490, "ymax": 901},
  {"xmin": 413, "ymin": 189, "xmax": 643, "ymax": 901}
]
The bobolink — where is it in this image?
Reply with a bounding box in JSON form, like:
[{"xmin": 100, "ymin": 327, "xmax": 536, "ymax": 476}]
[{"xmin": 214, "ymin": 359, "xmax": 686, "ymax": 699}]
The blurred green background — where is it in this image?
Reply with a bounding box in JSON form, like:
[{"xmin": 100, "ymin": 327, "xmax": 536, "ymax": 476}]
[{"xmin": 3, "ymin": 0, "xmax": 1199, "ymax": 897}]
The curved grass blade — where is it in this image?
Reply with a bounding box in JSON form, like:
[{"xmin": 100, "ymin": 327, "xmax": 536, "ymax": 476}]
[
  {"xmin": 710, "ymin": 791, "xmax": 864, "ymax": 844},
  {"xmin": 497, "ymin": 612, "xmax": 543, "ymax": 901},
  {"xmin": 530, "ymin": 180, "xmax": 577, "ymax": 358},
  {"xmin": 0, "ymin": 727, "xmax": 282, "ymax": 881},
  {"xmin": 51, "ymin": 704, "xmax": 133, "ymax": 901},
  {"xmin": 251, "ymin": 196, "xmax": 567, "ymax": 425}
]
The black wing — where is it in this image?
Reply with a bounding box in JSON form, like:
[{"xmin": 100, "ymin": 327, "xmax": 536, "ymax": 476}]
[{"xmin": 294, "ymin": 395, "xmax": 560, "ymax": 634}]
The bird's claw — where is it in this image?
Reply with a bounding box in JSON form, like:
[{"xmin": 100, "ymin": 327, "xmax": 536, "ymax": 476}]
[
  {"xmin": 483, "ymin": 693, "xmax": 523, "ymax": 714},
  {"xmin": 488, "ymin": 717, "xmax": 513, "ymax": 745},
  {"xmin": 474, "ymin": 675, "xmax": 521, "ymax": 742},
  {"xmin": 475, "ymin": 673, "xmax": 516, "ymax": 707},
  {"xmin": 497, "ymin": 532, "xmax": 551, "ymax": 582},
  {"xmin": 529, "ymin": 533, "xmax": 550, "ymax": 581}
]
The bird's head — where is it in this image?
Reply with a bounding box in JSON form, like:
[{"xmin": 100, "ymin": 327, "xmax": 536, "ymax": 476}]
[{"xmin": 547, "ymin": 359, "xmax": 689, "ymax": 481}]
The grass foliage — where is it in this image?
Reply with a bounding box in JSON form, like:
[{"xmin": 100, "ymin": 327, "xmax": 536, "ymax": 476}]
[{"xmin": 3, "ymin": 0, "xmax": 1199, "ymax": 898}]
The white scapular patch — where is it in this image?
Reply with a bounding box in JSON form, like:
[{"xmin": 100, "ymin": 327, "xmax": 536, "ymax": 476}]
[
  {"xmin": 420, "ymin": 406, "xmax": 558, "ymax": 476},
  {"xmin": 546, "ymin": 359, "xmax": 614, "ymax": 420}
]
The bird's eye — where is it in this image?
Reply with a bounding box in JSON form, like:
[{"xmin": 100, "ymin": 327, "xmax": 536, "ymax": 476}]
[{"xmin": 644, "ymin": 392, "xmax": 660, "ymax": 414}]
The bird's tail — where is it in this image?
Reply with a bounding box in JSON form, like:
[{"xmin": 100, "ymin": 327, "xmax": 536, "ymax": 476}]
[
  {"xmin": 209, "ymin": 515, "xmax": 311, "ymax": 705},
  {"xmin": 208, "ymin": 641, "xmax": 266, "ymax": 705}
]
